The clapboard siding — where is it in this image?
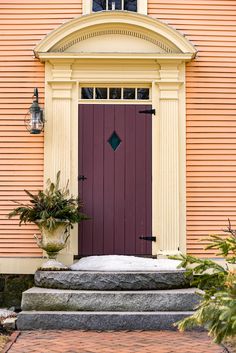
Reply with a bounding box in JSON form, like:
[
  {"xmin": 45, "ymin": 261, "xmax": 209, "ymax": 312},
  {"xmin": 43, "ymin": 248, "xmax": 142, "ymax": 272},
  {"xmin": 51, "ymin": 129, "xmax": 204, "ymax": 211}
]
[
  {"xmin": 1, "ymin": 1, "xmax": 235, "ymax": 258},
  {"xmin": 0, "ymin": 0, "xmax": 82, "ymax": 257},
  {"xmin": 148, "ymin": 0, "xmax": 236, "ymax": 257}
]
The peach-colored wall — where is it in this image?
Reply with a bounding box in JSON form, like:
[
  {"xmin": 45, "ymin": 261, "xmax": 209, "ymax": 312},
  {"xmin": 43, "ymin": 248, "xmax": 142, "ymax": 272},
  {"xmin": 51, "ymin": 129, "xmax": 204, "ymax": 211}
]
[
  {"xmin": 148, "ymin": 0, "xmax": 236, "ymax": 256},
  {"xmin": 1, "ymin": 0, "xmax": 235, "ymax": 258},
  {"xmin": 0, "ymin": 0, "xmax": 82, "ymax": 257}
]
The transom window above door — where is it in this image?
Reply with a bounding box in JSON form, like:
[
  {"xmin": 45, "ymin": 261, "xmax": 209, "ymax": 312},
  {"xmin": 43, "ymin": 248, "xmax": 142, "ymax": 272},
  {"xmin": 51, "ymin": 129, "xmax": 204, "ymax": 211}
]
[
  {"xmin": 83, "ymin": 0, "xmax": 147, "ymax": 15},
  {"xmin": 80, "ymin": 86, "xmax": 150, "ymax": 101},
  {"xmin": 93, "ymin": 0, "xmax": 137, "ymax": 12}
]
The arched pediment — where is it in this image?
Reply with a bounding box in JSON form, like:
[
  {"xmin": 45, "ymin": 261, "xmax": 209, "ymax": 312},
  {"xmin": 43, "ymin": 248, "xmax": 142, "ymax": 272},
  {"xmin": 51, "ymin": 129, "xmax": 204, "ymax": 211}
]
[{"xmin": 34, "ymin": 12, "xmax": 196, "ymax": 60}]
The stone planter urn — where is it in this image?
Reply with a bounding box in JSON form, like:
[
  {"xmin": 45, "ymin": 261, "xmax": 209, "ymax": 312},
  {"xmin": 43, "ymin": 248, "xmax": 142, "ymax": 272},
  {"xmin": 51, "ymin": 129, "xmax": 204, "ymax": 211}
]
[
  {"xmin": 8, "ymin": 171, "xmax": 88, "ymax": 271},
  {"xmin": 35, "ymin": 220, "xmax": 70, "ymax": 270}
]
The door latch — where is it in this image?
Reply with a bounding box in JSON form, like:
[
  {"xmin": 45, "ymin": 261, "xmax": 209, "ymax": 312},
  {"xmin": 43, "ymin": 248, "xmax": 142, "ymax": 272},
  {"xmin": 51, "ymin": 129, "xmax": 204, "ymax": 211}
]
[
  {"xmin": 78, "ymin": 175, "xmax": 87, "ymax": 181},
  {"xmin": 139, "ymin": 236, "xmax": 156, "ymax": 242},
  {"xmin": 139, "ymin": 109, "xmax": 156, "ymax": 116}
]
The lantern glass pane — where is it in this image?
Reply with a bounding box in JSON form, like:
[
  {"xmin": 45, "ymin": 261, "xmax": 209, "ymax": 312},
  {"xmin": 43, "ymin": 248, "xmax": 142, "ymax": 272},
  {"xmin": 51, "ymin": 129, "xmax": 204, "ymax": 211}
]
[{"xmin": 29, "ymin": 111, "xmax": 43, "ymax": 134}]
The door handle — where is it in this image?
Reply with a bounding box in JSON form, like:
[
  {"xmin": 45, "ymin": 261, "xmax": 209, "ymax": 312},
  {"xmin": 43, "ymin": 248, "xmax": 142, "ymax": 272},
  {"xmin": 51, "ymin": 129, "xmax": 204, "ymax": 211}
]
[{"xmin": 78, "ymin": 175, "xmax": 87, "ymax": 181}]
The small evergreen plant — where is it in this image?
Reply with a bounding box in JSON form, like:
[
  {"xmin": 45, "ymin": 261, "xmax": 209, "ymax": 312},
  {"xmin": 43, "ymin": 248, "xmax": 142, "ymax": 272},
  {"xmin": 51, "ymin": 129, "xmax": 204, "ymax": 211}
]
[{"xmin": 171, "ymin": 219, "xmax": 236, "ymax": 344}]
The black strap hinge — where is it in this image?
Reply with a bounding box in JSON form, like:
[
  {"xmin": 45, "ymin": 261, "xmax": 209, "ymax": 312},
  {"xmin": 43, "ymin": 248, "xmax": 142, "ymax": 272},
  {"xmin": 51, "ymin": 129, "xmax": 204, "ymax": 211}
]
[{"xmin": 139, "ymin": 109, "xmax": 156, "ymax": 116}]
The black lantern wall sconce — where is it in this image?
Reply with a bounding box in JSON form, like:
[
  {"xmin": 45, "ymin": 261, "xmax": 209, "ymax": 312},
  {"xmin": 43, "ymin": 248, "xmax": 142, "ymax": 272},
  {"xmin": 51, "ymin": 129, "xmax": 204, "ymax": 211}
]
[{"xmin": 25, "ymin": 88, "xmax": 44, "ymax": 134}]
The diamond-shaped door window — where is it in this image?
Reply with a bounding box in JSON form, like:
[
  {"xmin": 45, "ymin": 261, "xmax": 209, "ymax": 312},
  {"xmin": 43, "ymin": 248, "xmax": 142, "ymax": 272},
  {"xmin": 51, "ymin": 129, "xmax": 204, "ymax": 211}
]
[{"xmin": 108, "ymin": 131, "xmax": 121, "ymax": 151}]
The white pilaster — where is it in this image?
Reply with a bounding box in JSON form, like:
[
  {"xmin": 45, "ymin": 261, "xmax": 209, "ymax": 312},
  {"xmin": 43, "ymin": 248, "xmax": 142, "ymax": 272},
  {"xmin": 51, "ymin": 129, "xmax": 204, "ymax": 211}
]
[
  {"xmin": 159, "ymin": 94, "xmax": 179, "ymax": 255},
  {"xmin": 46, "ymin": 82, "xmax": 73, "ymax": 187},
  {"xmin": 151, "ymin": 80, "xmax": 160, "ymax": 256},
  {"xmin": 44, "ymin": 78, "xmax": 77, "ymax": 263},
  {"xmin": 157, "ymin": 62, "xmax": 183, "ymax": 256}
]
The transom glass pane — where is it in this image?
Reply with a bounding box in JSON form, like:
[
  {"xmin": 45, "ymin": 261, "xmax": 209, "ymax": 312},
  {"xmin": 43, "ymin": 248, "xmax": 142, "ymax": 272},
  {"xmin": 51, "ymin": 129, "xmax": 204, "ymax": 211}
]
[
  {"xmin": 124, "ymin": 0, "xmax": 137, "ymax": 11},
  {"xmin": 137, "ymin": 88, "xmax": 150, "ymax": 100},
  {"xmin": 93, "ymin": 0, "xmax": 106, "ymax": 11},
  {"xmin": 123, "ymin": 88, "xmax": 135, "ymax": 99},
  {"xmin": 81, "ymin": 87, "xmax": 94, "ymax": 99},
  {"xmin": 109, "ymin": 88, "xmax": 122, "ymax": 99},
  {"xmin": 108, "ymin": 0, "xmax": 122, "ymax": 10},
  {"xmin": 96, "ymin": 88, "xmax": 108, "ymax": 99}
]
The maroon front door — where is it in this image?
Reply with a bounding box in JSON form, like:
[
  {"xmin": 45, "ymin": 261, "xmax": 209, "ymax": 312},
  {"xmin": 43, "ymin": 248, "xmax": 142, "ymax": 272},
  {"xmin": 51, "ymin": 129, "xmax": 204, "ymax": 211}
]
[{"xmin": 78, "ymin": 104, "xmax": 152, "ymax": 256}]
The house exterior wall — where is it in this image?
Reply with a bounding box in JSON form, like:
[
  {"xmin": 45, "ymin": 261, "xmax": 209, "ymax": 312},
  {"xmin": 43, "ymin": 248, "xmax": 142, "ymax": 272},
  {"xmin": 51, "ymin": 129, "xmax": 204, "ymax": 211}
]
[
  {"xmin": 148, "ymin": 0, "xmax": 236, "ymax": 257},
  {"xmin": 0, "ymin": 0, "xmax": 235, "ymax": 261},
  {"xmin": 0, "ymin": 0, "xmax": 83, "ymax": 258}
]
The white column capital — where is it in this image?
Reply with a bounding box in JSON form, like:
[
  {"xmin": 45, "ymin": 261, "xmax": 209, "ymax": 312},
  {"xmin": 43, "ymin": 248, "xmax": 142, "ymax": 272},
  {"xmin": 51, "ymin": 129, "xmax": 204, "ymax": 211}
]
[
  {"xmin": 50, "ymin": 61, "xmax": 74, "ymax": 81},
  {"xmin": 48, "ymin": 81, "xmax": 76, "ymax": 99},
  {"xmin": 157, "ymin": 61, "xmax": 182, "ymax": 82},
  {"xmin": 158, "ymin": 82, "xmax": 182, "ymax": 100}
]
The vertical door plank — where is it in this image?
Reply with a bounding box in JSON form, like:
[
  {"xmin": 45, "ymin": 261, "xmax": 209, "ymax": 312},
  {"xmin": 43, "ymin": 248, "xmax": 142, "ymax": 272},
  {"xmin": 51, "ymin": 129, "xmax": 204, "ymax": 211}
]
[
  {"xmin": 79, "ymin": 105, "xmax": 94, "ymax": 255},
  {"xmin": 93, "ymin": 105, "xmax": 105, "ymax": 254},
  {"xmin": 103, "ymin": 105, "xmax": 115, "ymax": 254},
  {"xmin": 135, "ymin": 105, "xmax": 147, "ymax": 255},
  {"xmin": 78, "ymin": 104, "xmax": 84, "ymax": 254},
  {"xmin": 145, "ymin": 105, "xmax": 153, "ymax": 255},
  {"xmin": 114, "ymin": 105, "xmax": 125, "ymax": 254},
  {"xmin": 124, "ymin": 105, "xmax": 136, "ymax": 254}
]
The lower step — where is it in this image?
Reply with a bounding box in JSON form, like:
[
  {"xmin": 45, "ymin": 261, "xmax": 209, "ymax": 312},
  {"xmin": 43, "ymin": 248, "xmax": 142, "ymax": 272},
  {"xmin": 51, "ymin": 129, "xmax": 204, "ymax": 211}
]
[
  {"xmin": 22, "ymin": 287, "xmax": 200, "ymax": 312},
  {"xmin": 17, "ymin": 311, "xmax": 194, "ymax": 331}
]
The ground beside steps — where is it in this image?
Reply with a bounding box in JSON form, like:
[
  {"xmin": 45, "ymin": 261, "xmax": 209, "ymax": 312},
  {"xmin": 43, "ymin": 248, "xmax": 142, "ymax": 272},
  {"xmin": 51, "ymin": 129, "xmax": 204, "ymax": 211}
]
[{"xmin": 17, "ymin": 270, "xmax": 200, "ymax": 331}]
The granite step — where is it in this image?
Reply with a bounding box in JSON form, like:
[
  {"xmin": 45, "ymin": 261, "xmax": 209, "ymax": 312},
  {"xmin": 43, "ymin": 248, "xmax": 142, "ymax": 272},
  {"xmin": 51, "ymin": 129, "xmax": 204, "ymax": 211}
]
[
  {"xmin": 17, "ymin": 311, "xmax": 194, "ymax": 331},
  {"xmin": 34, "ymin": 270, "xmax": 189, "ymax": 290},
  {"xmin": 22, "ymin": 287, "xmax": 200, "ymax": 312}
]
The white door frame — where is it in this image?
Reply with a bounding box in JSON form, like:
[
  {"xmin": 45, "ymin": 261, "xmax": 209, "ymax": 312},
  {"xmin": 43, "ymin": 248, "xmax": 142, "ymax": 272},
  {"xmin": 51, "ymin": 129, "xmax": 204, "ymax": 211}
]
[{"xmin": 35, "ymin": 12, "xmax": 196, "ymax": 263}]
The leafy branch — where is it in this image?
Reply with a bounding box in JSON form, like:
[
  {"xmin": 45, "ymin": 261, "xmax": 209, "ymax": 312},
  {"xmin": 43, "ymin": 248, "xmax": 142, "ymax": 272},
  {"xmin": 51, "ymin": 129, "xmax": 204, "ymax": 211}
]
[
  {"xmin": 170, "ymin": 220, "xmax": 236, "ymax": 343},
  {"xmin": 8, "ymin": 171, "xmax": 88, "ymax": 231},
  {"xmin": 205, "ymin": 219, "xmax": 236, "ymax": 264}
]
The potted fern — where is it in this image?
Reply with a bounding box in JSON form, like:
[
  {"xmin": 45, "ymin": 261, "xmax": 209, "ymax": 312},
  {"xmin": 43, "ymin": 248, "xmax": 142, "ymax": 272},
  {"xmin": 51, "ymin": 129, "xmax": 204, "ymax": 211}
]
[{"xmin": 8, "ymin": 171, "xmax": 87, "ymax": 270}]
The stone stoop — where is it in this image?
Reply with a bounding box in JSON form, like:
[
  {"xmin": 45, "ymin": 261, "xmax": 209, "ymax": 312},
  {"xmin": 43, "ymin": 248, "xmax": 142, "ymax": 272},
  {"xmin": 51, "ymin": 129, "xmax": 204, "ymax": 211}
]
[{"xmin": 17, "ymin": 270, "xmax": 200, "ymax": 331}]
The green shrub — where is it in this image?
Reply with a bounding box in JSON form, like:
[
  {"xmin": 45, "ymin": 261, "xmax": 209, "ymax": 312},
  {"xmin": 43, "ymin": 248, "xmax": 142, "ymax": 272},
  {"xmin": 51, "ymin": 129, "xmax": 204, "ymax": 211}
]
[{"xmin": 171, "ymin": 220, "xmax": 236, "ymax": 344}]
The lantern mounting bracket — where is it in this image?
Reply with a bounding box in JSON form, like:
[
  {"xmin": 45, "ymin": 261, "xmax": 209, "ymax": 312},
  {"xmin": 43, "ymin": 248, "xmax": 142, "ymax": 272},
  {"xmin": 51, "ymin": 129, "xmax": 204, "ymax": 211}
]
[{"xmin": 33, "ymin": 88, "xmax": 39, "ymax": 103}]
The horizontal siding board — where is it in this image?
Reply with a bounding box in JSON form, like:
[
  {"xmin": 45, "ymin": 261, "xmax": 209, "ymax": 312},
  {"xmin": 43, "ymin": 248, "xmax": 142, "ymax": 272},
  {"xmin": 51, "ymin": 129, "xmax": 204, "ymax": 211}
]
[
  {"xmin": 0, "ymin": 0, "xmax": 82, "ymax": 257},
  {"xmin": 148, "ymin": 1, "xmax": 236, "ymax": 257}
]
